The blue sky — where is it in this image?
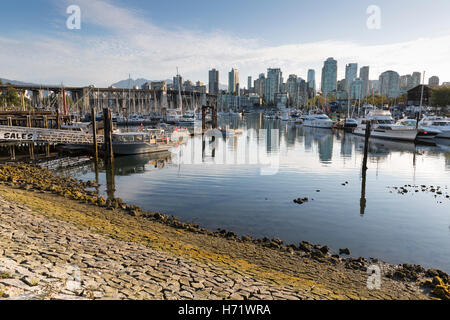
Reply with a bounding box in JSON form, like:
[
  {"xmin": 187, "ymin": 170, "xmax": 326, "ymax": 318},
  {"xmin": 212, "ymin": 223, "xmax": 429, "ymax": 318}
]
[{"xmin": 1, "ymin": 0, "xmax": 450, "ymax": 87}]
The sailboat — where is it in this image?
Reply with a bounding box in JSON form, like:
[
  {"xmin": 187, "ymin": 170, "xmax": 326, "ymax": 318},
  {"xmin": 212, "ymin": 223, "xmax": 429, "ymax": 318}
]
[{"xmin": 165, "ymin": 68, "xmax": 184, "ymax": 125}]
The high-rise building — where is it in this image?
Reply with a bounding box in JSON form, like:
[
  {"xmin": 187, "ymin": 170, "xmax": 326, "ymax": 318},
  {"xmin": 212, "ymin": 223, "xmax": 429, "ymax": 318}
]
[
  {"xmin": 345, "ymin": 63, "xmax": 358, "ymax": 92},
  {"xmin": 411, "ymin": 72, "xmax": 422, "ymax": 88},
  {"xmin": 337, "ymin": 79, "xmax": 346, "ymax": 92},
  {"xmin": 208, "ymin": 69, "xmax": 219, "ymax": 95},
  {"xmin": 350, "ymin": 78, "xmax": 363, "ymax": 100},
  {"xmin": 369, "ymin": 80, "xmax": 380, "ymax": 95},
  {"xmin": 266, "ymin": 68, "xmax": 282, "ymax": 104},
  {"xmin": 379, "ymin": 71, "xmax": 400, "ymax": 98},
  {"xmin": 173, "ymin": 75, "xmax": 183, "ymax": 91},
  {"xmin": 428, "ymin": 76, "xmax": 439, "ymax": 86},
  {"xmin": 400, "ymin": 75, "xmax": 412, "ymax": 91},
  {"xmin": 248, "ymin": 76, "xmax": 252, "ymax": 91},
  {"xmin": 307, "ymin": 69, "xmax": 316, "ymax": 93},
  {"xmin": 254, "ymin": 73, "xmax": 266, "ymax": 100},
  {"xmin": 297, "ymin": 78, "xmax": 308, "ymax": 107},
  {"xmin": 321, "ymin": 58, "xmax": 337, "ymax": 98},
  {"xmin": 286, "ymin": 74, "xmax": 298, "ymax": 107},
  {"xmin": 228, "ymin": 68, "xmax": 240, "ymax": 95},
  {"xmin": 359, "ymin": 66, "xmax": 369, "ymax": 98}
]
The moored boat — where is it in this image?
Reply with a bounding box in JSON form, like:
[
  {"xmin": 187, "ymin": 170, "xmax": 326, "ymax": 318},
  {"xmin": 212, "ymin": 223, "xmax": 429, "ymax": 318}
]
[
  {"xmin": 112, "ymin": 131, "xmax": 172, "ymax": 155},
  {"xmin": 354, "ymin": 110, "xmax": 417, "ymax": 142},
  {"xmin": 303, "ymin": 113, "xmax": 334, "ymax": 129}
]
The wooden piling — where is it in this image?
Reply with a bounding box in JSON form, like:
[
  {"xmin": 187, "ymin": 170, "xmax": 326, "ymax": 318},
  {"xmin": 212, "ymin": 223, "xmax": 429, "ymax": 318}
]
[
  {"xmin": 26, "ymin": 115, "xmax": 35, "ymax": 160},
  {"xmin": 91, "ymin": 107, "xmax": 98, "ymax": 163},
  {"xmin": 360, "ymin": 121, "xmax": 371, "ymax": 215},
  {"xmin": 362, "ymin": 121, "xmax": 371, "ymax": 171},
  {"xmin": 103, "ymin": 108, "xmax": 114, "ymax": 162},
  {"xmin": 212, "ymin": 107, "xmax": 217, "ymax": 129},
  {"xmin": 56, "ymin": 110, "xmax": 61, "ymax": 129},
  {"xmin": 202, "ymin": 107, "xmax": 206, "ymax": 131}
]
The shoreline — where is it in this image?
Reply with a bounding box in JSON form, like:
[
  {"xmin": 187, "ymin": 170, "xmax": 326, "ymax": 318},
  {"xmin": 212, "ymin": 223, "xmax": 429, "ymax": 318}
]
[{"xmin": 0, "ymin": 163, "xmax": 448, "ymax": 300}]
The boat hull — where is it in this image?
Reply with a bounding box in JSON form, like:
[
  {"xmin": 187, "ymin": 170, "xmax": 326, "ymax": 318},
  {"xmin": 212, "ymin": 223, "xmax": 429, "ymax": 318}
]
[
  {"xmin": 113, "ymin": 143, "xmax": 171, "ymax": 155},
  {"xmin": 303, "ymin": 121, "xmax": 334, "ymax": 129},
  {"xmin": 354, "ymin": 127, "xmax": 417, "ymax": 142}
]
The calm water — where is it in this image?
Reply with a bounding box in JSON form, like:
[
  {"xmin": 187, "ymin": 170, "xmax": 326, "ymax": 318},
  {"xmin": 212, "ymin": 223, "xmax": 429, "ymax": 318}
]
[{"xmin": 66, "ymin": 113, "xmax": 450, "ymax": 272}]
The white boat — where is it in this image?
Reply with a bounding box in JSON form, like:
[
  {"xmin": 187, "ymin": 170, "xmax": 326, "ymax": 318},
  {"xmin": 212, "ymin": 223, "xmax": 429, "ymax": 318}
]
[
  {"xmin": 177, "ymin": 110, "xmax": 196, "ymax": 126},
  {"xmin": 165, "ymin": 109, "xmax": 182, "ymax": 124},
  {"xmin": 279, "ymin": 109, "xmax": 294, "ymax": 121},
  {"xmin": 112, "ymin": 131, "xmax": 171, "ymax": 155},
  {"xmin": 395, "ymin": 118, "xmax": 440, "ymax": 142},
  {"xmin": 303, "ymin": 113, "xmax": 334, "ymax": 129},
  {"xmin": 60, "ymin": 122, "xmax": 91, "ymax": 133},
  {"xmin": 263, "ymin": 112, "xmax": 277, "ymax": 120},
  {"xmin": 419, "ymin": 116, "xmax": 450, "ymax": 140},
  {"xmin": 354, "ymin": 110, "xmax": 417, "ymax": 142}
]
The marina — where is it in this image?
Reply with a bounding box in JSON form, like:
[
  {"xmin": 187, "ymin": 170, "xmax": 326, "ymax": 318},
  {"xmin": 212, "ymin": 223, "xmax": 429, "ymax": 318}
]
[{"xmin": 26, "ymin": 112, "xmax": 448, "ymax": 274}]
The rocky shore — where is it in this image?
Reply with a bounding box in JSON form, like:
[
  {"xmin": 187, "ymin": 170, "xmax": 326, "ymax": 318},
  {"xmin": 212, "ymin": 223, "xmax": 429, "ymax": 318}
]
[{"xmin": 0, "ymin": 164, "xmax": 448, "ymax": 300}]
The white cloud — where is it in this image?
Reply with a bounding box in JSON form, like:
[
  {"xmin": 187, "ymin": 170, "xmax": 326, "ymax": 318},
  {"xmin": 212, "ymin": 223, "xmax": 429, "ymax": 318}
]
[{"xmin": 0, "ymin": 0, "xmax": 449, "ymax": 87}]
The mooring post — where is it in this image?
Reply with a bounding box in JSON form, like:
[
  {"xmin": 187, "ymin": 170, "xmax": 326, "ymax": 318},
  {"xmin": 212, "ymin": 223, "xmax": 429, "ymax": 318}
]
[
  {"xmin": 202, "ymin": 107, "xmax": 206, "ymax": 131},
  {"xmin": 103, "ymin": 107, "xmax": 114, "ymax": 163},
  {"xmin": 360, "ymin": 163, "xmax": 367, "ymax": 215},
  {"xmin": 9, "ymin": 144, "xmax": 15, "ymax": 161},
  {"xmin": 56, "ymin": 110, "xmax": 61, "ymax": 129},
  {"xmin": 26, "ymin": 115, "xmax": 34, "ymax": 160},
  {"xmin": 212, "ymin": 107, "xmax": 217, "ymax": 129},
  {"xmin": 91, "ymin": 107, "xmax": 98, "ymax": 163},
  {"xmin": 362, "ymin": 121, "xmax": 371, "ymax": 171},
  {"xmin": 360, "ymin": 122, "xmax": 371, "ymax": 215},
  {"xmin": 8, "ymin": 115, "xmax": 15, "ymax": 160},
  {"xmin": 43, "ymin": 115, "xmax": 50, "ymax": 157}
]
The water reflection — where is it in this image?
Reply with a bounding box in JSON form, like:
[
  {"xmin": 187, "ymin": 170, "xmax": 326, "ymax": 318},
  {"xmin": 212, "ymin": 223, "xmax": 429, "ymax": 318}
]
[{"xmin": 69, "ymin": 113, "xmax": 450, "ymax": 272}]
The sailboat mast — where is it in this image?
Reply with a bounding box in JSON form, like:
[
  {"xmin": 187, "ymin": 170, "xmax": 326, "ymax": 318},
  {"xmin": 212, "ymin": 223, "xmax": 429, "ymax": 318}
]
[{"xmin": 177, "ymin": 67, "xmax": 183, "ymax": 114}]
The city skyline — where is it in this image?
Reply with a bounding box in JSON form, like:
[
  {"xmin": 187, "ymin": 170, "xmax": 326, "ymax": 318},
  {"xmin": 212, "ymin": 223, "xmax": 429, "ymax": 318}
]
[{"xmin": 0, "ymin": 0, "xmax": 450, "ymax": 87}]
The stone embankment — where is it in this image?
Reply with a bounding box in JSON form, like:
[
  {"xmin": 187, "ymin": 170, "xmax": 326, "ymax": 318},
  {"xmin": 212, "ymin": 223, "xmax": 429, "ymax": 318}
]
[{"xmin": 0, "ymin": 164, "xmax": 448, "ymax": 300}]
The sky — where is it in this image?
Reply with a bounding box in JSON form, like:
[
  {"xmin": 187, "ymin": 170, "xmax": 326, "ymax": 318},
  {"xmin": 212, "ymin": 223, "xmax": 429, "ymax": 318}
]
[{"xmin": 1, "ymin": 0, "xmax": 450, "ymax": 88}]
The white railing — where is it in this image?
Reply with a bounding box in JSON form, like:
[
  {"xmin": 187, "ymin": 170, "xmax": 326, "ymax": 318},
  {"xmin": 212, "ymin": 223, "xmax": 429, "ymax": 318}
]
[{"xmin": 0, "ymin": 125, "xmax": 104, "ymax": 145}]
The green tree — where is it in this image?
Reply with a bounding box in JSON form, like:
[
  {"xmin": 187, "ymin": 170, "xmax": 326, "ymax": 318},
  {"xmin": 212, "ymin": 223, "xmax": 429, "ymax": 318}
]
[
  {"xmin": 0, "ymin": 87, "xmax": 21, "ymax": 107},
  {"xmin": 431, "ymin": 86, "xmax": 450, "ymax": 108}
]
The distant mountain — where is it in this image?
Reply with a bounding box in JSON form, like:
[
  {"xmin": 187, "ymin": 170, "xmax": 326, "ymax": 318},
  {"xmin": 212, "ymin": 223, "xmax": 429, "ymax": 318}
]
[
  {"xmin": 110, "ymin": 78, "xmax": 173, "ymax": 89},
  {"xmin": 0, "ymin": 78, "xmax": 44, "ymax": 86}
]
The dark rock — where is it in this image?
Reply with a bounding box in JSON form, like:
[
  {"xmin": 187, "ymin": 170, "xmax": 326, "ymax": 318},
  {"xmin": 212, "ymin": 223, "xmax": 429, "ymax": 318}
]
[
  {"xmin": 298, "ymin": 241, "xmax": 312, "ymax": 252},
  {"xmin": 319, "ymin": 245, "xmax": 329, "ymax": 254},
  {"xmin": 339, "ymin": 248, "xmax": 350, "ymax": 255}
]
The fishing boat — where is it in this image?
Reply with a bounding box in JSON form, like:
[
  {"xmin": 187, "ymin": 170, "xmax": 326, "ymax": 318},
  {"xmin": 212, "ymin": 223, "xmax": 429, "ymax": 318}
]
[
  {"xmin": 177, "ymin": 110, "xmax": 196, "ymax": 126},
  {"xmin": 111, "ymin": 130, "xmax": 172, "ymax": 155},
  {"xmin": 335, "ymin": 118, "xmax": 358, "ymax": 131},
  {"xmin": 395, "ymin": 118, "xmax": 440, "ymax": 142},
  {"xmin": 263, "ymin": 111, "xmax": 277, "ymax": 120},
  {"xmin": 165, "ymin": 109, "xmax": 182, "ymax": 125},
  {"xmin": 303, "ymin": 113, "xmax": 334, "ymax": 129},
  {"xmin": 419, "ymin": 116, "xmax": 450, "ymax": 140},
  {"xmin": 354, "ymin": 110, "xmax": 418, "ymax": 141},
  {"xmin": 60, "ymin": 122, "xmax": 92, "ymax": 133}
]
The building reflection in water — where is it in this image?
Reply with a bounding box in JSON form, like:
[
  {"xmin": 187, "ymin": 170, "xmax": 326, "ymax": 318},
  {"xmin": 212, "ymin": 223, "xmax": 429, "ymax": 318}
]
[{"xmin": 103, "ymin": 153, "xmax": 171, "ymax": 200}]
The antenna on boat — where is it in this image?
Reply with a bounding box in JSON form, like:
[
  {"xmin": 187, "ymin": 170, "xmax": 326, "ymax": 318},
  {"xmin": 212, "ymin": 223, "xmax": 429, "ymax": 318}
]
[
  {"xmin": 418, "ymin": 71, "xmax": 425, "ymax": 128},
  {"xmin": 176, "ymin": 67, "xmax": 183, "ymax": 115}
]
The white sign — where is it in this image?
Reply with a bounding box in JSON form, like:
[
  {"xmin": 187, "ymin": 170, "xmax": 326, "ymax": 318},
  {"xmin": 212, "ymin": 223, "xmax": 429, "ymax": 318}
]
[{"xmin": 0, "ymin": 131, "xmax": 36, "ymax": 141}]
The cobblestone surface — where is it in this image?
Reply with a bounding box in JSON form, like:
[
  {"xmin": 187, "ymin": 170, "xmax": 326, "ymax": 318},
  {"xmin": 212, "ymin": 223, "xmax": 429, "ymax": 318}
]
[
  {"xmin": 0, "ymin": 187, "xmax": 432, "ymax": 300},
  {"xmin": 0, "ymin": 197, "xmax": 316, "ymax": 300}
]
